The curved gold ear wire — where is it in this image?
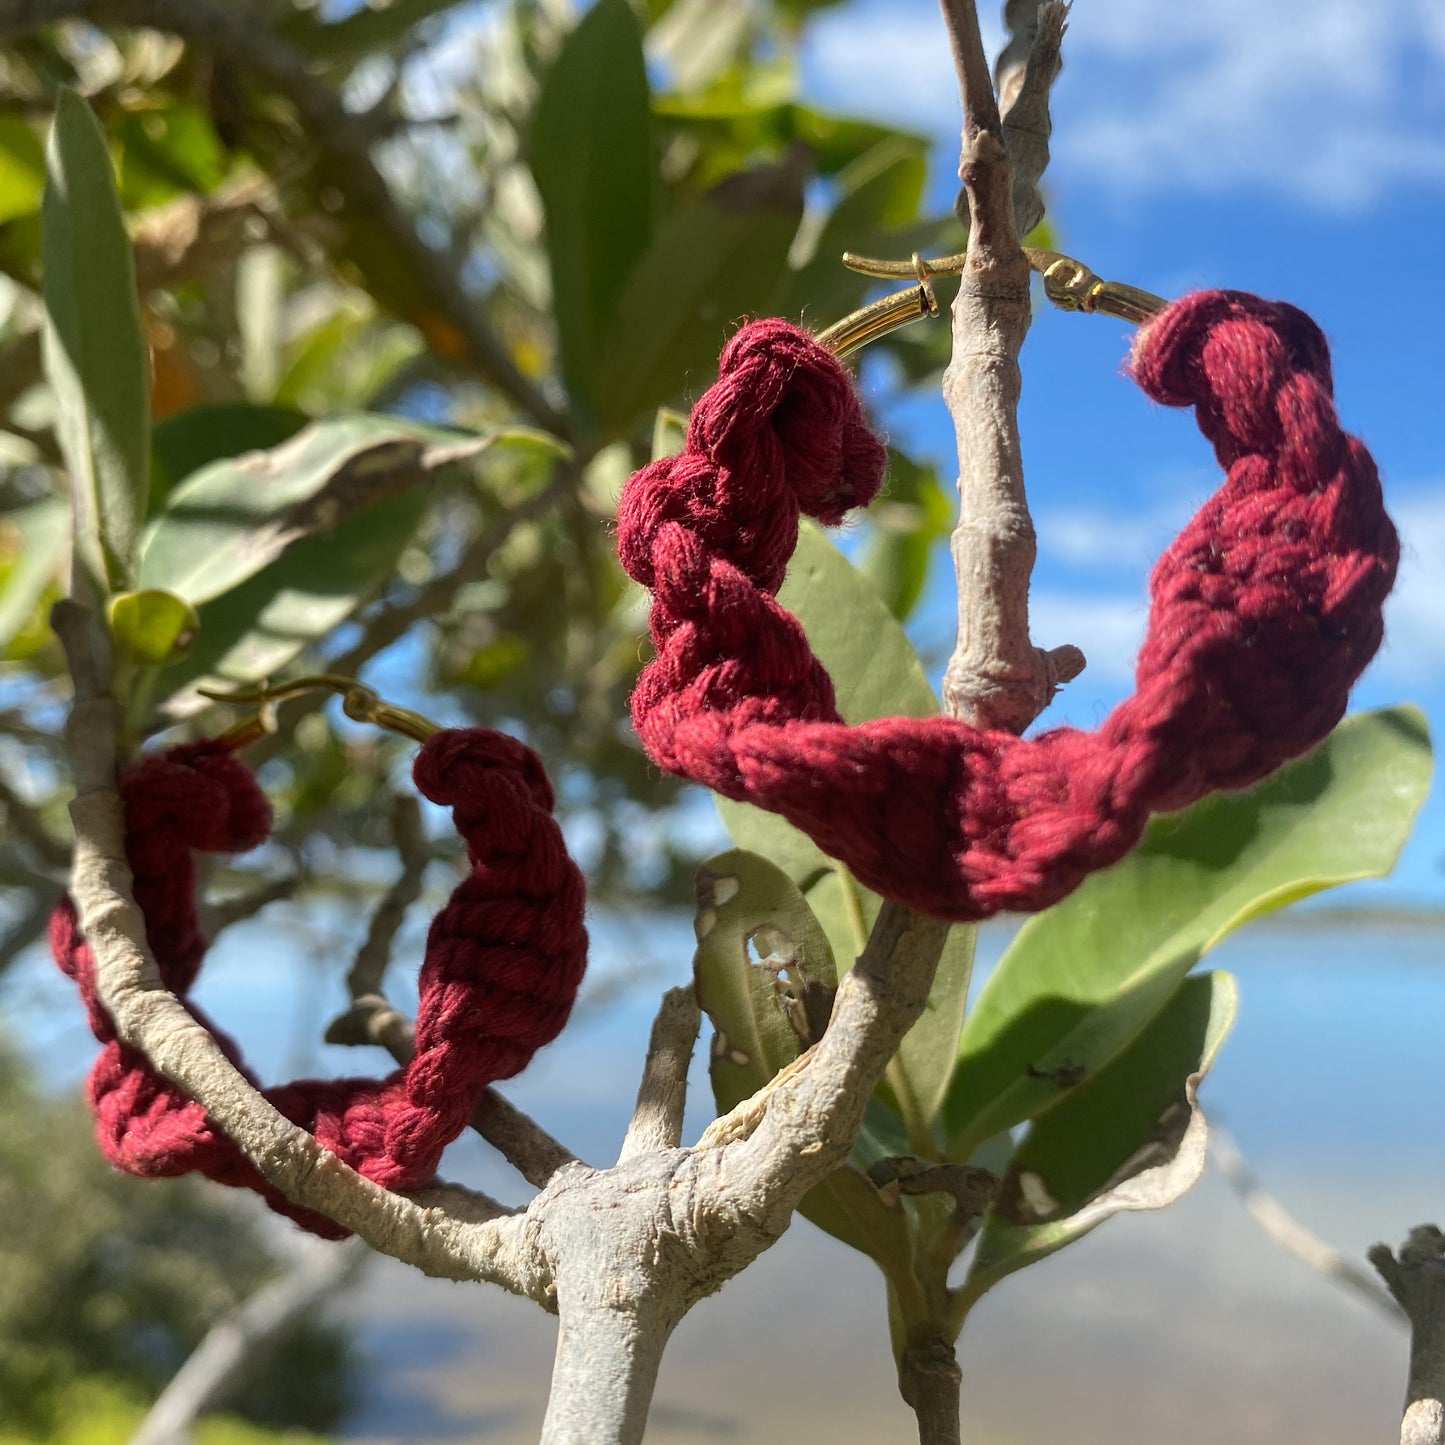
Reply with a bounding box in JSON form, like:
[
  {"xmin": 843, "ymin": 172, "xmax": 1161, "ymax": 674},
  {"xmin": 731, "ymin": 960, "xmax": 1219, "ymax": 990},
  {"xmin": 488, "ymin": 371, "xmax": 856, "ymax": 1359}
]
[
  {"xmin": 200, "ymin": 675, "xmax": 441, "ymax": 746},
  {"xmin": 817, "ymin": 246, "xmax": 1167, "ymax": 356}
]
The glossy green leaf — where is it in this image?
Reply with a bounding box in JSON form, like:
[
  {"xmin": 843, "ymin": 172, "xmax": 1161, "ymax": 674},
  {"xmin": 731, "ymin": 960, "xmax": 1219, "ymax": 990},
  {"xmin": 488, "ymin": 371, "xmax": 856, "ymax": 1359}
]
[
  {"xmin": 0, "ymin": 115, "xmax": 45, "ymax": 225},
  {"xmin": 651, "ymin": 407, "xmax": 689, "ymax": 461},
  {"xmin": 596, "ymin": 175, "xmax": 803, "ymax": 437},
  {"xmin": 959, "ymin": 971, "xmax": 1237, "ymax": 1312},
  {"xmin": 0, "ymin": 497, "xmax": 67, "ymax": 654},
  {"xmin": 153, "ymin": 489, "xmax": 430, "ymax": 707},
  {"xmin": 942, "ymin": 707, "xmax": 1433, "ymax": 1158},
  {"xmin": 531, "ymin": 0, "xmax": 655, "ymax": 418},
  {"xmin": 107, "ymin": 589, "xmax": 199, "ymax": 667},
  {"xmin": 150, "ymin": 404, "xmax": 308, "ymax": 511},
  {"xmin": 692, "ymin": 847, "xmax": 910, "ymax": 1268},
  {"xmin": 42, "ymin": 88, "xmax": 150, "ymax": 590},
  {"xmin": 139, "ymin": 417, "xmax": 557, "ymax": 607}
]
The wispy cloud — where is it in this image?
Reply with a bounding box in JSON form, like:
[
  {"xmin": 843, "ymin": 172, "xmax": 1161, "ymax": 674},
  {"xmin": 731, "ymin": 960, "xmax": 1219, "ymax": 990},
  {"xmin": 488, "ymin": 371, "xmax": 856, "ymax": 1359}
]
[
  {"xmin": 802, "ymin": 0, "xmax": 1445, "ymax": 209},
  {"xmin": 1372, "ymin": 485, "xmax": 1445, "ymax": 686}
]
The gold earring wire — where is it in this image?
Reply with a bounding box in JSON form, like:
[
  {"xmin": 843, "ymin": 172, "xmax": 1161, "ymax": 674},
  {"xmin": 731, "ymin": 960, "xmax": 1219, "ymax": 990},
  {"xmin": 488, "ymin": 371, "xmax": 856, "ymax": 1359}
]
[
  {"xmin": 816, "ymin": 246, "xmax": 1167, "ymax": 357},
  {"xmin": 200, "ymin": 675, "xmax": 441, "ymax": 745}
]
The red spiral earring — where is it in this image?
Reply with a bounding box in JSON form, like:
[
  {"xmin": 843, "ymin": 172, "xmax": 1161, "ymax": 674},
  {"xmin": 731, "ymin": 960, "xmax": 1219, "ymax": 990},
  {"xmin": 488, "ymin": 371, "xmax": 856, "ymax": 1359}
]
[
  {"xmin": 51, "ymin": 678, "xmax": 588, "ymax": 1238},
  {"xmin": 616, "ymin": 248, "xmax": 1398, "ymax": 922}
]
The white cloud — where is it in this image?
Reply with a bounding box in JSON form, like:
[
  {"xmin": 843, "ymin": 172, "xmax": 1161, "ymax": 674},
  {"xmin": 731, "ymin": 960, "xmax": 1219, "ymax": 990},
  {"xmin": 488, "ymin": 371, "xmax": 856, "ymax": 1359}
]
[
  {"xmin": 1029, "ymin": 591, "xmax": 1148, "ymax": 685},
  {"xmin": 1372, "ymin": 485, "xmax": 1445, "ymax": 686},
  {"xmin": 802, "ymin": 0, "xmax": 1445, "ymax": 209}
]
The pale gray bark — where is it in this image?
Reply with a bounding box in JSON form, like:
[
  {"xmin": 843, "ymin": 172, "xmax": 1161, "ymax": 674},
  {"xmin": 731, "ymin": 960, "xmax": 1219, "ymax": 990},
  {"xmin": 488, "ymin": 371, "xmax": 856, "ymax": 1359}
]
[{"xmin": 937, "ymin": 0, "xmax": 1081, "ymax": 732}]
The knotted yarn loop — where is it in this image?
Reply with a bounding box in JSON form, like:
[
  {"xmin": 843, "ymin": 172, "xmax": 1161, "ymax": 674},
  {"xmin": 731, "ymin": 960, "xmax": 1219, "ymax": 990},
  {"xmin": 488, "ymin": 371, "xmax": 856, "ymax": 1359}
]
[
  {"xmin": 617, "ymin": 291, "xmax": 1399, "ymax": 922},
  {"xmin": 52, "ymin": 729, "xmax": 588, "ymax": 1237}
]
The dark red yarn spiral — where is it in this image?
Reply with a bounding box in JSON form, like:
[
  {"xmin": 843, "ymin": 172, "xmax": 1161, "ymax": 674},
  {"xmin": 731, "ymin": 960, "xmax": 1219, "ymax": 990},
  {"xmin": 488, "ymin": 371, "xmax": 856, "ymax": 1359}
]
[
  {"xmin": 617, "ymin": 295, "xmax": 1399, "ymax": 922},
  {"xmin": 52, "ymin": 731, "xmax": 587, "ymax": 1237}
]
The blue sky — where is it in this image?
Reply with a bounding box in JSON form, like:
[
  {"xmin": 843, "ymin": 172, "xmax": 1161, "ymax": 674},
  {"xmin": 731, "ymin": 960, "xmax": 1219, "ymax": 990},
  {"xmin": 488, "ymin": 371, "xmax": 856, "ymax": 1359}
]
[{"xmin": 798, "ymin": 0, "xmax": 1445, "ymax": 901}]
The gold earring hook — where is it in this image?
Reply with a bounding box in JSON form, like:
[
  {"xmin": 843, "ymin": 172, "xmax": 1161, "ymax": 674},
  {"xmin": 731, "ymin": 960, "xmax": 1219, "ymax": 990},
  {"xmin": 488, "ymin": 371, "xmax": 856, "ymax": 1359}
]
[
  {"xmin": 200, "ymin": 674, "xmax": 441, "ymax": 745},
  {"xmin": 816, "ymin": 245, "xmax": 1167, "ymax": 356}
]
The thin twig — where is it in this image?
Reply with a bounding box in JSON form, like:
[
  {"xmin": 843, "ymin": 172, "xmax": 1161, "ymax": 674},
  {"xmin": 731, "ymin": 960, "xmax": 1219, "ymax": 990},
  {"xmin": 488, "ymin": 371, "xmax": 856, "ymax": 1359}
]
[
  {"xmin": 1211, "ymin": 1125, "xmax": 1404, "ymax": 1323},
  {"xmin": 0, "ymin": 771, "xmax": 70, "ymax": 870},
  {"xmin": 345, "ymin": 793, "xmax": 428, "ymax": 1000},
  {"xmin": 201, "ymin": 869, "xmax": 303, "ymax": 940},
  {"xmin": 325, "ymin": 991, "xmax": 585, "ymax": 1188},
  {"xmin": 936, "ymin": 0, "xmax": 1081, "ymax": 732},
  {"xmin": 1371, "ymin": 1227, "xmax": 1445, "ymax": 1445},
  {"xmin": 129, "ymin": 1237, "xmax": 368, "ymax": 1445},
  {"xmin": 0, "ymin": 0, "xmax": 570, "ymax": 438},
  {"xmin": 618, "ymin": 985, "xmax": 699, "ymax": 1163}
]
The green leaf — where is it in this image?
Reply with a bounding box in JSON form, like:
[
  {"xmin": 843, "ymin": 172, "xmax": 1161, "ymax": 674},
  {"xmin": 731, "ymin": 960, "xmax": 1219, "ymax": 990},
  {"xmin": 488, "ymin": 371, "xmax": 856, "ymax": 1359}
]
[
  {"xmin": 0, "ymin": 497, "xmax": 67, "ymax": 657},
  {"xmin": 42, "ymin": 88, "xmax": 151, "ymax": 591},
  {"xmin": 116, "ymin": 100, "xmax": 227, "ymax": 209},
  {"xmin": 858, "ymin": 449, "xmax": 953, "ymax": 621},
  {"xmin": 960, "ymin": 971, "xmax": 1237, "ymax": 1312},
  {"xmin": 715, "ymin": 522, "xmax": 973, "ymax": 1147},
  {"xmin": 280, "ymin": 0, "xmax": 471, "ymax": 61},
  {"xmin": 153, "ymin": 488, "xmax": 430, "ymax": 706},
  {"xmin": 694, "ymin": 848, "xmax": 840, "ymax": 1106},
  {"xmin": 651, "ymin": 406, "xmax": 689, "ymax": 461},
  {"xmin": 717, "ymin": 520, "xmax": 939, "ymax": 945},
  {"xmin": 139, "ymin": 417, "xmax": 557, "ymax": 607},
  {"xmin": 151, "ymin": 404, "xmax": 309, "ymax": 511},
  {"xmin": 107, "ymin": 589, "xmax": 199, "ymax": 667},
  {"xmin": 531, "ymin": 0, "xmax": 655, "ymax": 419},
  {"xmin": 942, "ymin": 707, "xmax": 1433, "ymax": 1158},
  {"xmin": 0, "ymin": 115, "xmax": 46, "ymax": 225},
  {"xmin": 596, "ymin": 173, "xmax": 803, "ymax": 437},
  {"xmin": 692, "ymin": 848, "xmax": 911, "ymax": 1269}
]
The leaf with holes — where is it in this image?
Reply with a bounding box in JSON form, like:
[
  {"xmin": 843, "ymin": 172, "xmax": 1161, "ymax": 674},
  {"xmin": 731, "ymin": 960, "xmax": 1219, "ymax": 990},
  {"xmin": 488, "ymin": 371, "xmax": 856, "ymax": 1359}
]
[
  {"xmin": 716, "ymin": 521, "xmax": 974, "ymax": 1148},
  {"xmin": 957, "ymin": 971, "xmax": 1237, "ymax": 1318},
  {"xmin": 692, "ymin": 847, "xmax": 912, "ymax": 1268},
  {"xmin": 941, "ymin": 707, "xmax": 1432, "ymax": 1159},
  {"xmin": 42, "ymin": 88, "xmax": 150, "ymax": 589}
]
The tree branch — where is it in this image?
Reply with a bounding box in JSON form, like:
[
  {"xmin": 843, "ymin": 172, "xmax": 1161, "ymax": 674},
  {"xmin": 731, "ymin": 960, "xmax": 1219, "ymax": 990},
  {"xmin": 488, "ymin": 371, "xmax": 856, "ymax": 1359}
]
[
  {"xmin": 54, "ymin": 597, "xmax": 545, "ymax": 1295},
  {"xmin": 0, "ymin": 0, "xmax": 570, "ymax": 438},
  {"xmin": 1212, "ymin": 1126, "xmax": 1404, "ymax": 1323},
  {"xmin": 325, "ymin": 991, "xmax": 585, "ymax": 1189},
  {"xmin": 618, "ymin": 985, "xmax": 699, "ymax": 1163},
  {"xmin": 344, "ymin": 793, "xmax": 428, "ymax": 1000},
  {"xmin": 1371, "ymin": 1227, "xmax": 1445, "ymax": 1445},
  {"xmin": 129, "ymin": 1237, "xmax": 368, "ymax": 1445},
  {"xmin": 0, "ymin": 770, "xmax": 70, "ymax": 870},
  {"xmin": 936, "ymin": 0, "xmax": 1081, "ymax": 731},
  {"xmin": 998, "ymin": 1, "xmax": 1068, "ymax": 239}
]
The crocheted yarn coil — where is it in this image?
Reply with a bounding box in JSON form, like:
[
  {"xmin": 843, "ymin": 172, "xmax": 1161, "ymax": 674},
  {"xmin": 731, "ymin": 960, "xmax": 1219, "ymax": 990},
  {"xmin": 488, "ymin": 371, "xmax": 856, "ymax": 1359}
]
[
  {"xmin": 52, "ymin": 731, "xmax": 587, "ymax": 1237},
  {"xmin": 618, "ymin": 291, "xmax": 1399, "ymax": 922}
]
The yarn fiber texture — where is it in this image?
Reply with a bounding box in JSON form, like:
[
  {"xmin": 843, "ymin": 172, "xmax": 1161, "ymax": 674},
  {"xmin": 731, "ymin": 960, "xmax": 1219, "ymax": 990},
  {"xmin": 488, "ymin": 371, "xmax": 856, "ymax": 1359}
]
[
  {"xmin": 617, "ymin": 294, "xmax": 1399, "ymax": 922},
  {"xmin": 52, "ymin": 731, "xmax": 588, "ymax": 1238}
]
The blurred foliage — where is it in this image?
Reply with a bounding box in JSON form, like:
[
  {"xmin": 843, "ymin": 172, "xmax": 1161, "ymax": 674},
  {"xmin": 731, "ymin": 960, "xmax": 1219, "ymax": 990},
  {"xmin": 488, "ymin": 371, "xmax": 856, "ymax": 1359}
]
[
  {"xmin": 0, "ymin": 1039, "xmax": 355, "ymax": 1437},
  {"xmin": 0, "ymin": 1377, "xmax": 328, "ymax": 1445},
  {"xmin": 0, "ymin": 0, "xmax": 964, "ymax": 970}
]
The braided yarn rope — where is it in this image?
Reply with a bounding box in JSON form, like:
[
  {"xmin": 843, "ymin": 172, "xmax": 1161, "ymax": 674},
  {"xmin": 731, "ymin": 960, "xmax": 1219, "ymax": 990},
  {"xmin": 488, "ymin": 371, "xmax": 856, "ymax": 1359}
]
[
  {"xmin": 618, "ymin": 292, "xmax": 1399, "ymax": 922},
  {"xmin": 52, "ymin": 730, "xmax": 587, "ymax": 1238}
]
